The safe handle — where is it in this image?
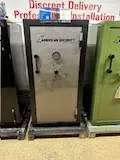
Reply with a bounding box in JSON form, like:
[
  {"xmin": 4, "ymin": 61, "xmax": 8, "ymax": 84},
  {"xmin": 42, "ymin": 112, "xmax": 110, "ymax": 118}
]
[
  {"xmin": 34, "ymin": 54, "xmax": 40, "ymax": 74},
  {"xmin": 106, "ymin": 54, "xmax": 115, "ymax": 74}
]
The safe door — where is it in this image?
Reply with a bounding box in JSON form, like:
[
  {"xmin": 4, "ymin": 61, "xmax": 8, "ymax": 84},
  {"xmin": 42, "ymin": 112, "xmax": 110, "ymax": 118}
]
[
  {"xmin": 91, "ymin": 24, "xmax": 120, "ymax": 125},
  {"xmin": 30, "ymin": 26, "xmax": 83, "ymax": 123},
  {"xmin": 97, "ymin": 28, "xmax": 120, "ymax": 123}
]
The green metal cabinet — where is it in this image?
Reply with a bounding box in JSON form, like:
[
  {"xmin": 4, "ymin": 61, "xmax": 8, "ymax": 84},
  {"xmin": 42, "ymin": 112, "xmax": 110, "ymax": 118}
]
[{"xmin": 89, "ymin": 21, "xmax": 120, "ymax": 125}]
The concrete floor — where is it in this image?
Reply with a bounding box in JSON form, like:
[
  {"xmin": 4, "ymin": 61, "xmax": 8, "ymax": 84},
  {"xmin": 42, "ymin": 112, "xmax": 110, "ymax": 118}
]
[{"xmin": 0, "ymin": 136, "xmax": 120, "ymax": 160}]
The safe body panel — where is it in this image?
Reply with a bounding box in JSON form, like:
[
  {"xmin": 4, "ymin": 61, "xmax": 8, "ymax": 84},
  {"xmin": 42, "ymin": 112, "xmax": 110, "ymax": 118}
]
[
  {"xmin": 0, "ymin": 20, "xmax": 21, "ymax": 126},
  {"xmin": 91, "ymin": 22, "xmax": 120, "ymax": 125},
  {"xmin": 23, "ymin": 20, "xmax": 88, "ymax": 126}
]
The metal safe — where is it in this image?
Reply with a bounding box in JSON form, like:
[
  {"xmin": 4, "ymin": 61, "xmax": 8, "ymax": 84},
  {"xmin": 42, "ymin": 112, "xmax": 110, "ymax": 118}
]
[
  {"xmin": 83, "ymin": 21, "xmax": 120, "ymax": 125},
  {"xmin": 0, "ymin": 20, "xmax": 28, "ymax": 127},
  {"xmin": 1, "ymin": 20, "xmax": 20, "ymax": 126},
  {"xmin": 24, "ymin": 20, "xmax": 88, "ymax": 126}
]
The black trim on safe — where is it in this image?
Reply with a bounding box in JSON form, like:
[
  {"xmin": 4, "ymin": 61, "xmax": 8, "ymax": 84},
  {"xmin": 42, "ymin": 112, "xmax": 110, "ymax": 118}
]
[{"xmin": 23, "ymin": 19, "xmax": 89, "ymax": 126}]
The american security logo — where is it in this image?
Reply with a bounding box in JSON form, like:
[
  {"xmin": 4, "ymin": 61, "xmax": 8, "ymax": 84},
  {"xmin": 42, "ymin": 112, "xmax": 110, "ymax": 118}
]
[{"xmin": 37, "ymin": 35, "xmax": 75, "ymax": 43}]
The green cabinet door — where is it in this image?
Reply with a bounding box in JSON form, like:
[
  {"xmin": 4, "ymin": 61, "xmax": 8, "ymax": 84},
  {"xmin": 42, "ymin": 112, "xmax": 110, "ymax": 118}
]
[{"xmin": 91, "ymin": 22, "xmax": 120, "ymax": 125}]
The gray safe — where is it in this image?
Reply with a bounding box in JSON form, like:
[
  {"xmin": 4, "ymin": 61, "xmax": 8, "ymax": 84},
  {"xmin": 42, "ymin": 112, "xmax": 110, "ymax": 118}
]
[{"xmin": 24, "ymin": 20, "xmax": 88, "ymax": 126}]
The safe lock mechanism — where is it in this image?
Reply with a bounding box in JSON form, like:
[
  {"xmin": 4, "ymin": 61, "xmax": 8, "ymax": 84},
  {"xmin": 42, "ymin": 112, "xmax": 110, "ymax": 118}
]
[{"xmin": 52, "ymin": 64, "xmax": 66, "ymax": 81}]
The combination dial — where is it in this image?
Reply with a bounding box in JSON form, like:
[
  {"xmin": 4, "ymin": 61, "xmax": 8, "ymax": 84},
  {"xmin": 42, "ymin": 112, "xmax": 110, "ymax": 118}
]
[{"xmin": 52, "ymin": 52, "xmax": 61, "ymax": 60}]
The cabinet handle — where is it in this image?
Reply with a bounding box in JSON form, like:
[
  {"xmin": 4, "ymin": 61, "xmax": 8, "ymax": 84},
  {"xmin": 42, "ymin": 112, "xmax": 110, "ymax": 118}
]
[
  {"xmin": 34, "ymin": 54, "xmax": 40, "ymax": 74},
  {"xmin": 106, "ymin": 54, "xmax": 115, "ymax": 74}
]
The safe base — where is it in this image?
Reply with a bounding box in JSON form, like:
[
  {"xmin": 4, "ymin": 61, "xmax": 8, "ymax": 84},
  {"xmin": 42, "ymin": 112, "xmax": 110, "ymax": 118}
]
[
  {"xmin": 28, "ymin": 121, "xmax": 86, "ymax": 140},
  {"xmin": 82, "ymin": 114, "xmax": 120, "ymax": 138},
  {"xmin": 0, "ymin": 110, "xmax": 30, "ymax": 140}
]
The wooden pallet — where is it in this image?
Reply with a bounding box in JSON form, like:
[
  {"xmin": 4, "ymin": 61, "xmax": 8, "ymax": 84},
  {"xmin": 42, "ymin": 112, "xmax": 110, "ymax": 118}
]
[{"xmin": 83, "ymin": 116, "xmax": 120, "ymax": 138}]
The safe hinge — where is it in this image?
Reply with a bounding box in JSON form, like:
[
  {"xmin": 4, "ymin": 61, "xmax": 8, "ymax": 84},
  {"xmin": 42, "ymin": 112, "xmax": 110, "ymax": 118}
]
[
  {"xmin": 74, "ymin": 107, "xmax": 78, "ymax": 118},
  {"xmin": 12, "ymin": 109, "xmax": 16, "ymax": 123},
  {"xmin": 79, "ymin": 41, "xmax": 83, "ymax": 48},
  {"xmin": 9, "ymin": 53, "xmax": 12, "ymax": 59},
  {"xmin": 79, "ymin": 32, "xmax": 83, "ymax": 48}
]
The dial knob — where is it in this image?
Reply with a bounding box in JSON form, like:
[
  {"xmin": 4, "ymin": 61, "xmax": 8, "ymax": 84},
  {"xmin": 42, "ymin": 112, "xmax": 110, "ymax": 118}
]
[{"xmin": 52, "ymin": 52, "xmax": 61, "ymax": 60}]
